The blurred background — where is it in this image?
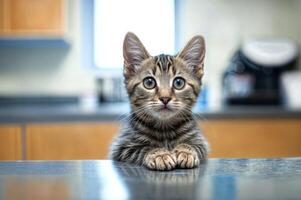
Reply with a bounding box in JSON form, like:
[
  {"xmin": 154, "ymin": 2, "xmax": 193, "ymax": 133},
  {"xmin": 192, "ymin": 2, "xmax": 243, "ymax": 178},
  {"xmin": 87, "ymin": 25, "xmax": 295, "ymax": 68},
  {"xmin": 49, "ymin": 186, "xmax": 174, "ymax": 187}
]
[{"xmin": 0, "ymin": 0, "xmax": 301, "ymax": 161}]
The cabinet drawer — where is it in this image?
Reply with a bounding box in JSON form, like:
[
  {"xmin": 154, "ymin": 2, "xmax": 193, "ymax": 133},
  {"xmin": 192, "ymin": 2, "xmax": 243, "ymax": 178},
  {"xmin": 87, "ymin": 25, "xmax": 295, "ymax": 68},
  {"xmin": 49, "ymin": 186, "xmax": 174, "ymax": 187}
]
[
  {"xmin": 0, "ymin": 0, "xmax": 65, "ymax": 36},
  {"xmin": 201, "ymin": 119, "xmax": 301, "ymax": 158},
  {"xmin": 0, "ymin": 125, "xmax": 22, "ymax": 160},
  {"xmin": 26, "ymin": 123, "xmax": 119, "ymax": 160}
]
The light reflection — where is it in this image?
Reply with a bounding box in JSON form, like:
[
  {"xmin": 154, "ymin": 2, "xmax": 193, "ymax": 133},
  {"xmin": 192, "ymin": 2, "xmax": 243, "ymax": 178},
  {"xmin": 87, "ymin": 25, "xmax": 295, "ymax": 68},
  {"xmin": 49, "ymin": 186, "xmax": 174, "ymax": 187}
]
[{"xmin": 97, "ymin": 161, "xmax": 129, "ymax": 200}]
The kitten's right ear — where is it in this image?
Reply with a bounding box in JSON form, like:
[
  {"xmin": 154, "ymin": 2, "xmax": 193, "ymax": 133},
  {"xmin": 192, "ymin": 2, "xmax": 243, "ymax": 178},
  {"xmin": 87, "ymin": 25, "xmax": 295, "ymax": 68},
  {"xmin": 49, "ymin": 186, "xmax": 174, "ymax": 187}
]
[
  {"xmin": 123, "ymin": 32, "xmax": 150, "ymax": 78},
  {"xmin": 177, "ymin": 35, "xmax": 205, "ymax": 79}
]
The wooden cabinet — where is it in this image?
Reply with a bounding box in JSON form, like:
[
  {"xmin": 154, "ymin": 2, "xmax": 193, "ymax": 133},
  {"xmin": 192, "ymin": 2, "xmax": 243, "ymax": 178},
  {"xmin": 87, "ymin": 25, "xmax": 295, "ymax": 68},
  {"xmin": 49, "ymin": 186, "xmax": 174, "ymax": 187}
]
[
  {"xmin": 201, "ymin": 119, "xmax": 301, "ymax": 158},
  {"xmin": 0, "ymin": 125, "xmax": 22, "ymax": 160},
  {"xmin": 0, "ymin": 0, "xmax": 65, "ymax": 37},
  {"xmin": 26, "ymin": 123, "xmax": 119, "ymax": 160},
  {"xmin": 0, "ymin": 118, "xmax": 300, "ymax": 160},
  {"xmin": 24, "ymin": 119, "xmax": 301, "ymax": 160}
]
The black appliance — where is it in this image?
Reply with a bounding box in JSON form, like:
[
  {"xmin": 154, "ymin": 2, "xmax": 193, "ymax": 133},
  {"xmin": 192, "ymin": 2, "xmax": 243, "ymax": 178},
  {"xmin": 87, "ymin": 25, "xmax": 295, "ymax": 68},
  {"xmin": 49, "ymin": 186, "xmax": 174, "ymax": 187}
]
[{"xmin": 223, "ymin": 39, "xmax": 298, "ymax": 105}]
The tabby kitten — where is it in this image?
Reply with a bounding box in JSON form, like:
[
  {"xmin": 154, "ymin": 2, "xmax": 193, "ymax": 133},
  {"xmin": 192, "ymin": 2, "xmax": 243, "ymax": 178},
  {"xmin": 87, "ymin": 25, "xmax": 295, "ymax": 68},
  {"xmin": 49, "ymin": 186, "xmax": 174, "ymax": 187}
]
[{"xmin": 110, "ymin": 32, "xmax": 209, "ymax": 171}]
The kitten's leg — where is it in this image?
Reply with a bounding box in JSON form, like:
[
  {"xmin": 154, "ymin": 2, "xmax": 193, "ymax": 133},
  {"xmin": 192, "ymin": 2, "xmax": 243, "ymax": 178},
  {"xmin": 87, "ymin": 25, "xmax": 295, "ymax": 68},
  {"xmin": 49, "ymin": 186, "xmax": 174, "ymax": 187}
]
[
  {"xmin": 110, "ymin": 145, "xmax": 150, "ymax": 165},
  {"xmin": 111, "ymin": 145, "xmax": 176, "ymax": 170},
  {"xmin": 144, "ymin": 148, "xmax": 177, "ymax": 171},
  {"xmin": 173, "ymin": 143, "xmax": 207, "ymax": 169}
]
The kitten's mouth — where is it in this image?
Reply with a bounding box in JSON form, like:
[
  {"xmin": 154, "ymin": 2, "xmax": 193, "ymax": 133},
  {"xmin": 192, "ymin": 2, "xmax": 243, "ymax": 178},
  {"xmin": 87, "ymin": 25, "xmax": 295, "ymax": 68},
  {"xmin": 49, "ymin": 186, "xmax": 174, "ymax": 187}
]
[{"xmin": 159, "ymin": 105, "xmax": 172, "ymax": 112}]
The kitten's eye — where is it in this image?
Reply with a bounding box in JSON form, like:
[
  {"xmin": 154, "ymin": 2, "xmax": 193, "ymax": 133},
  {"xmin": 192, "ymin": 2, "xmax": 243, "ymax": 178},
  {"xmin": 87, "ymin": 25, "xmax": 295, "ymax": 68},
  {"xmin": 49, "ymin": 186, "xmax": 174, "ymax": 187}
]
[
  {"xmin": 143, "ymin": 77, "xmax": 156, "ymax": 89},
  {"xmin": 173, "ymin": 77, "xmax": 185, "ymax": 90}
]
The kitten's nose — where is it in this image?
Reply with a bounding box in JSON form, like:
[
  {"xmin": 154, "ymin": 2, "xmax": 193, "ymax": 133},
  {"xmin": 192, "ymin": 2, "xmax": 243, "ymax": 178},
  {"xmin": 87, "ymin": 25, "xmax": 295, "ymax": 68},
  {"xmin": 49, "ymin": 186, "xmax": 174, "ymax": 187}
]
[{"xmin": 159, "ymin": 97, "xmax": 171, "ymax": 105}]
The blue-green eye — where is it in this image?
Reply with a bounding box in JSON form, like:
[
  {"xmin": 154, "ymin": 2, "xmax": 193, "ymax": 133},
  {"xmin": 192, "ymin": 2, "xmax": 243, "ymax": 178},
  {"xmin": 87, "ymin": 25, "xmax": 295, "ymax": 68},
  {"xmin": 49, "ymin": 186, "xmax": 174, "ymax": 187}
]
[
  {"xmin": 173, "ymin": 77, "xmax": 185, "ymax": 90},
  {"xmin": 143, "ymin": 77, "xmax": 156, "ymax": 89}
]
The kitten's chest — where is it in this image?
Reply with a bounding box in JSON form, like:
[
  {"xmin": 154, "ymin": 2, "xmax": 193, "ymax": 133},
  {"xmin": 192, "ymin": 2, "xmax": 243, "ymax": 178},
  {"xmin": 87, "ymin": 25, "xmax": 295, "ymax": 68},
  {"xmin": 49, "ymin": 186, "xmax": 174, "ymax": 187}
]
[{"xmin": 162, "ymin": 139, "xmax": 177, "ymax": 150}]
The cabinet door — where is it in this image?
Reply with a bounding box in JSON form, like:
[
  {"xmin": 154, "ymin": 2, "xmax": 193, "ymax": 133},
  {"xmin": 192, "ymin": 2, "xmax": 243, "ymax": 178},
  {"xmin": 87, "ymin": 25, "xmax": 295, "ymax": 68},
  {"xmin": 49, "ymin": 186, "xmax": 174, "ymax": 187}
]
[
  {"xmin": 0, "ymin": 125, "xmax": 22, "ymax": 160},
  {"xmin": 201, "ymin": 118, "xmax": 301, "ymax": 158},
  {"xmin": 0, "ymin": 0, "xmax": 64, "ymax": 36},
  {"xmin": 26, "ymin": 123, "xmax": 119, "ymax": 160}
]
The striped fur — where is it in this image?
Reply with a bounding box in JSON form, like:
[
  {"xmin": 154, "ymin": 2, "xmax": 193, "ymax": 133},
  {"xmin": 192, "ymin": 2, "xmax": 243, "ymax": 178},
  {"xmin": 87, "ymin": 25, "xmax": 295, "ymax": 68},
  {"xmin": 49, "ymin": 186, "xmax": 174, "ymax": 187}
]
[{"xmin": 110, "ymin": 32, "xmax": 208, "ymax": 170}]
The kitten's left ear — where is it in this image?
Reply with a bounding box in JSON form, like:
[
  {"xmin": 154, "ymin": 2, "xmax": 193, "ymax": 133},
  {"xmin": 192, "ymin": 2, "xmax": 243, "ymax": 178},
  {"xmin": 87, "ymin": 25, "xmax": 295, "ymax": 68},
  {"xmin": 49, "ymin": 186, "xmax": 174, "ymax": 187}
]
[{"xmin": 177, "ymin": 35, "xmax": 205, "ymax": 79}]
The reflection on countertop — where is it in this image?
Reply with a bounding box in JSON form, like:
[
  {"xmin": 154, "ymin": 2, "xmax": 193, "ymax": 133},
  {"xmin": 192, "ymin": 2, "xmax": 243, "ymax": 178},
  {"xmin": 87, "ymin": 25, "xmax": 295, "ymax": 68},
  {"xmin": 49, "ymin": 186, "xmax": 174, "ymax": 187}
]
[
  {"xmin": 0, "ymin": 158, "xmax": 301, "ymax": 200},
  {"xmin": 1, "ymin": 98, "xmax": 301, "ymax": 123}
]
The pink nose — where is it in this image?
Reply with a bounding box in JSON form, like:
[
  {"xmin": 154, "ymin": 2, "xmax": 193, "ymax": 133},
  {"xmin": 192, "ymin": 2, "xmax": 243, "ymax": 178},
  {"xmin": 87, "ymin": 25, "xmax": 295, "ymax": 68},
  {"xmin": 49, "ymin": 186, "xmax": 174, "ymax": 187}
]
[{"xmin": 159, "ymin": 97, "xmax": 171, "ymax": 105}]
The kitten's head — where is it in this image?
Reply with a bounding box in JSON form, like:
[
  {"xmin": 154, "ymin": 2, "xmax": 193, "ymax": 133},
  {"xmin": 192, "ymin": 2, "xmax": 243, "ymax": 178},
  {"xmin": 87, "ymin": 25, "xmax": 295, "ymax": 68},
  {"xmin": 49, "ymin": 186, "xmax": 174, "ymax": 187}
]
[{"xmin": 123, "ymin": 32, "xmax": 205, "ymax": 121}]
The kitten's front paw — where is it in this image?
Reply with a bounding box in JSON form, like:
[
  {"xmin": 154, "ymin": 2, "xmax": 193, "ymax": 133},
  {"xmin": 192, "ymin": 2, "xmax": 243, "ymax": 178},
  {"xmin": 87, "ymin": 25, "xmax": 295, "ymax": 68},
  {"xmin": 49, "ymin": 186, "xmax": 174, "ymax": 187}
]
[
  {"xmin": 144, "ymin": 148, "xmax": 176, "ymax": 171},
  {"xmin": 173, "ymin": 144, "xmax": 200, "ymax": 169}
]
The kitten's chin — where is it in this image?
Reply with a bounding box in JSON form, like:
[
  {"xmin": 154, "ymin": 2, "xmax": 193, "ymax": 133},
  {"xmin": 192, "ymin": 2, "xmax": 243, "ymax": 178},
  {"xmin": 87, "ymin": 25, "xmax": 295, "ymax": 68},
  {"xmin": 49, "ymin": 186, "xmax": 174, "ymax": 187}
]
[{"xmin": 151, "ymin": 107, "xmax": 177, "ymax": 121}]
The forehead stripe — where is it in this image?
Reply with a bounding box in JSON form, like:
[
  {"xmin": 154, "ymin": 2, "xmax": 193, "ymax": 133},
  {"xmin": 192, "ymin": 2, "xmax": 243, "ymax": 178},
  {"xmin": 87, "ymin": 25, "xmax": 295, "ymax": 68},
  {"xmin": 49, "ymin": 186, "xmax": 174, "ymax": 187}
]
[{"xmin": 155, "ymin": 54, "xmax": 173, "ymax": 72}]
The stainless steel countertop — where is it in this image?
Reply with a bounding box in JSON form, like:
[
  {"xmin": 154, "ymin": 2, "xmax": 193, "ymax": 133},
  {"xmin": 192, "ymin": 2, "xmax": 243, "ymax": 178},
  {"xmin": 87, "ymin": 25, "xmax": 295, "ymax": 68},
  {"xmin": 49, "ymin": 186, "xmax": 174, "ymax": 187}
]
[
  {"xmin": 0, "ymin": 158, "xmax": 301, "ymax": 199},
  {"xmin": 1, "ymin": 102, "xmax": 301, "ymax": 124}
]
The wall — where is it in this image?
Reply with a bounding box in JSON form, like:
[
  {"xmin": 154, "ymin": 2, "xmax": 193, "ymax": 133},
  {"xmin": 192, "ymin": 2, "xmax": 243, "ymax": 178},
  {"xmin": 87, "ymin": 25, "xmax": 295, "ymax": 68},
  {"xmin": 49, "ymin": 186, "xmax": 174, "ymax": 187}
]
[
  {"xmin": 0, "ymin": 0, "xmax": 96, "ymax": 96},
  {"xmin": 0, "ymin": 0, "xmax": 300, "ymax": 105},
  {"xmin": 178, "ymin": 0, "xmax": 301, "ymax": 108}
]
